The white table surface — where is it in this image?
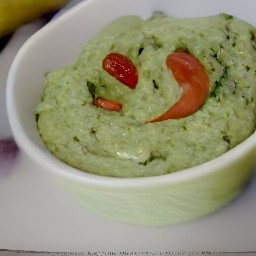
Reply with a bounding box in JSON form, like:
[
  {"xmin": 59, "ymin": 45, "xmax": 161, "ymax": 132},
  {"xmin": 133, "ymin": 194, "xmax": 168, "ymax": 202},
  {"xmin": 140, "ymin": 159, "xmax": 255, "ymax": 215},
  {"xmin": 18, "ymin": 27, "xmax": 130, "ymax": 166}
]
[{"xmin": 0, "ymin": 2, "xmax": 256, "ymax": 252}]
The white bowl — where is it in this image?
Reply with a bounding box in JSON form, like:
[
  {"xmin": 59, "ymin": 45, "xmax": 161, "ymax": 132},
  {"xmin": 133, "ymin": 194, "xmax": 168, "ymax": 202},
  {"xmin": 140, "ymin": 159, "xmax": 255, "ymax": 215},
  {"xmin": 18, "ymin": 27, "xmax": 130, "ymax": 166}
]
[{"xmin": 6, "ymin": 0, "xmax": 256, "ymax": 226}]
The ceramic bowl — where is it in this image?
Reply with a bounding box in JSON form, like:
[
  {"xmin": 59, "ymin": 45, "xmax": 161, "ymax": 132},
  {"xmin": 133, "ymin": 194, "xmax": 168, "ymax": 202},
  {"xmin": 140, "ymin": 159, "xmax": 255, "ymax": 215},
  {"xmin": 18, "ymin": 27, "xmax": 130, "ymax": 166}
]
[{"xmin": 6, "ymin": 0, "xmax": 256, "ymax": 226}]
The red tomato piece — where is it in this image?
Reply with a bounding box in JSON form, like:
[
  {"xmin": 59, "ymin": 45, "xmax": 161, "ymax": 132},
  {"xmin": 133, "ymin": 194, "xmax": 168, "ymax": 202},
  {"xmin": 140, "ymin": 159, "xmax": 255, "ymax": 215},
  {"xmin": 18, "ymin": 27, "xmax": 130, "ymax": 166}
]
[{"xmin": 102, "ymin": 53, "xmax": 138, "ymax": 89}]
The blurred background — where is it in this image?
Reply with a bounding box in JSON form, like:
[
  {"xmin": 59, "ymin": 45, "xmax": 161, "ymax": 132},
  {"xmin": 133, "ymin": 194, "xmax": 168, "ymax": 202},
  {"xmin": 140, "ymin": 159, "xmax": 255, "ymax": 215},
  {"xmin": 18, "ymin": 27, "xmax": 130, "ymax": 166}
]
[{"xmin": 0, "ymin": 0, "xmax": 83, "ymax": 137}]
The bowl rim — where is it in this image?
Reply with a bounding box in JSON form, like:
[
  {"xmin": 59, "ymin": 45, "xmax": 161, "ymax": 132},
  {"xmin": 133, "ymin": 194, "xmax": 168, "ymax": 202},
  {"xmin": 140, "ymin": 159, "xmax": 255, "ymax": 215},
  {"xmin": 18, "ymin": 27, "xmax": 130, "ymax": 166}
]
[{"xmin": 6, "ymin": 0, "xmax": 256, "ymax": 188}]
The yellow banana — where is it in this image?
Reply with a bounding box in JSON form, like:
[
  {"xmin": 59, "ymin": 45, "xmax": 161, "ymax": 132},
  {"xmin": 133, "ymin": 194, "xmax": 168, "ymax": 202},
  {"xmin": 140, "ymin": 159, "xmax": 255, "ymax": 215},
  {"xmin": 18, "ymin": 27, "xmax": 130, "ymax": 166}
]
[{"xmin": 0, "ymin": 0, "xmax": 67, "ymax": 37}]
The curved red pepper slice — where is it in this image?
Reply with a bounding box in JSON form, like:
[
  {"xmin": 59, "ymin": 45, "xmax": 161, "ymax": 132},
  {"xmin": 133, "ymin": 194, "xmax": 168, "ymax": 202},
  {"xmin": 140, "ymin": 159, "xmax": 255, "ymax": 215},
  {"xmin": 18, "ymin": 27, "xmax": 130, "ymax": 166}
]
[{"xmin": 148, "ymin": 51, "xmax": 210, "ymax": 123}]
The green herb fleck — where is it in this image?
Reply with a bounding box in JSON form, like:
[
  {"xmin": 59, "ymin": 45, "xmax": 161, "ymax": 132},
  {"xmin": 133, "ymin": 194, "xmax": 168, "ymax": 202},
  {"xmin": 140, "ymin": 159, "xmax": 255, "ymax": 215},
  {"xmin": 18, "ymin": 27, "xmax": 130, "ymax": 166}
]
[
  {"xmin": 250, "ymin": 30, "xmax": 256, "ymax": 50},
  {"xmin": 87, "ymin": 81, "xmax": 96, "ymax": 98},
  {"xmin": 73, "ymin": 136, "xmax": 80, "ymax": 143},
  {"xmin": 138, "ymin": 47, "xmax": 144, "ymax": 55},
  {"xmin": 210, "ymin": 66, "xmax": 228, "ymax": 98},
  {"xmin": 90, "ymin": 127, "xmax": 97, "ymax": 134},
  {"xmin": 153, "ymin": 80, "xmax": 159, "ymax": 89},
  {"xmin": 224, "ymin": 14, "xmax": 234, "ymax": 20}
]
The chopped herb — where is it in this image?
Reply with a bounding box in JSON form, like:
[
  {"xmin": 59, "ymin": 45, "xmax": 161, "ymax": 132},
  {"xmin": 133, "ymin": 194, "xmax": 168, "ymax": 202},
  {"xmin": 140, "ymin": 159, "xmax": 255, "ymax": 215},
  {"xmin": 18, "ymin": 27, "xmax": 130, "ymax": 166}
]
[
  {"xmin": 242, "ymin": 95, "xmax": 250, "ymax": 105},
  {"xmin": 222, "ymin": 66, "xmax": 228, "ymax": 79},
  {"xmin": 224, "ymin": 14, "xmax": 234, "ymax": 20},
  {"xmin": 250, "ymin": 30, "xmax": 256, "ymax": 40},
  {"xmin": 212, "ymin": 53, "xmax": 218, "ymax": 59},
  {"xmin": 90, "ymin": 127, "xmax": 97, "ymax": 134},
  {"xmin": 250, "ymin": 30, "xmax": 256, "ymax": 50},
  {"xmin": 222, "ymin": 134, "xmax": 231, "ymax": 149},
  {"xmin": 73, "ymin": 136, "xmax": 80, "ymax": 142},
  {"xmin": 246, "ymin": 65, "xmax": 251, "ymax": 71},
  {"xmin": 87, "ymin": 81, "xmax": 96, "ymax": 98},
  {"xmin": 182, "ymin": 125, "xmax": 187, "ymax": 131},
  {"xmin": 210, "ymin": 80, "xmax": 223, "ymax": 98},
  {"xmin": 153, "ymin": 80, "xmax": 159, "ymax": 89},
  {"xmin": 223, "ymin": 135, "xmax": 230, "ymax": 143},
  {"xmin": 210, "ymin": 66, "xmax": 228, "ymax": 98},
  {"xmin": 225, "ymin": 25, "xmax": 231, "ymax": 40},
  {"xmin": 176, "ymin": 47, "xmax": 189, "ymax": 53},
  {"xmin": 138, "ymin": 47, "xmax": 144, "ymax": 55},
  {"xmin": 210, "ymin": 49, "xmax": 221, "ymax": 65}
]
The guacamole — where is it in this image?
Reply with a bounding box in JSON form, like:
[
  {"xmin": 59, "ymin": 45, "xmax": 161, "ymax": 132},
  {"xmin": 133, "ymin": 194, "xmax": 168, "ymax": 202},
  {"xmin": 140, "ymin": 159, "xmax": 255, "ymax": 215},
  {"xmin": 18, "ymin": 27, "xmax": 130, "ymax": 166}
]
[{"xmin": 36, "ymin": 14, "xmax": 256, "ymax": 177}]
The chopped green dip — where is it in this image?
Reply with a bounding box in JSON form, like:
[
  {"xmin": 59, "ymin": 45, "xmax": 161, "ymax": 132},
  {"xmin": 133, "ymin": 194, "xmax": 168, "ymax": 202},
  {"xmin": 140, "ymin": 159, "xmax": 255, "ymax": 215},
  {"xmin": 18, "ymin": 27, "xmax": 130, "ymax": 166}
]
[{"xmin": 36, "ymin": 13, "xmax": 256, "ymax": 177}]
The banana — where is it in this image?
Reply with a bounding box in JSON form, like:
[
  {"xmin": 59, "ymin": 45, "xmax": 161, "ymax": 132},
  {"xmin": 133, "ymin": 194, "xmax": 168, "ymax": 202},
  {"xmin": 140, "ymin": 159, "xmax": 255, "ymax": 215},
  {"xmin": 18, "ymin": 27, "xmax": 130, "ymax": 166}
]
[{"xmin": 0, "ymin": 0, "xmax": 67, "ymax": 37}]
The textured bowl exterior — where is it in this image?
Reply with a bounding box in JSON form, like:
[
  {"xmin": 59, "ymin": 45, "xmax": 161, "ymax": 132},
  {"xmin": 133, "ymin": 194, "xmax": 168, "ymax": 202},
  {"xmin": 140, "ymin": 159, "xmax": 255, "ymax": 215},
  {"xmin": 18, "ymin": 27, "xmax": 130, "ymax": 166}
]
[{"xmin": 60, "ymin": 149, "xmax": 255, "ymax": 226}]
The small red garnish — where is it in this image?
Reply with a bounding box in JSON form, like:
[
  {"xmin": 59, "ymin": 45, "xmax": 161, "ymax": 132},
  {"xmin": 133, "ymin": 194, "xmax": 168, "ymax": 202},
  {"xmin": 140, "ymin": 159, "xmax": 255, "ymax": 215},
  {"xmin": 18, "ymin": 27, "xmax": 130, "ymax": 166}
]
[
  {"xmin": 92, "ymin": 97, "xmax": 122, "ymax": 112},
  {"xmin": 102, "ymin": 53, "xmax": 138, "ymax": 89},
  {"xmin": 148, "ymin": 51, "xmax": 210, "ymax": 123}
]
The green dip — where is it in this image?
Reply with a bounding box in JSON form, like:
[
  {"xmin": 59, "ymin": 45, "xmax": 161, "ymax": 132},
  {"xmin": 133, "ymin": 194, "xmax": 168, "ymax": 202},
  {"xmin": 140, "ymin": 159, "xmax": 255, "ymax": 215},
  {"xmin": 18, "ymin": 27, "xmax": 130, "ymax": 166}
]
[{"xmin": 36, "ymin": 14, "xmax": 256, "ymax": 177}]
